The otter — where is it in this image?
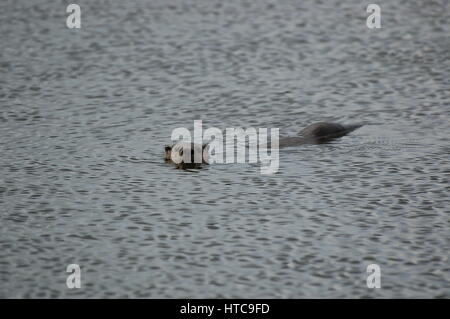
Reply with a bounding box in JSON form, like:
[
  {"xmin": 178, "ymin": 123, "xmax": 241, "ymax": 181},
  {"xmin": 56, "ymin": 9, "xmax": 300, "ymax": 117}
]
[{"xmin": 165, "ymin": 122, "xmax": 363, "ymax": 169}]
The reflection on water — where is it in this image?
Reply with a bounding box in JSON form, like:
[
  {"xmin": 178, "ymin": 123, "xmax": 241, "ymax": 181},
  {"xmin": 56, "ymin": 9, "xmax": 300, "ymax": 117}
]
[{"xmin": 0, "ymin": 0, "xmax": 449, "ymax": 298}]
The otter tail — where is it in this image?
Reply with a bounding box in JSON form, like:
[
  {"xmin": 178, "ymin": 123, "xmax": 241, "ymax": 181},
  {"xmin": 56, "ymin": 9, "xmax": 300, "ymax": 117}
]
[
  {"xmin": 342, "ymin": 123, "xmax": 363, "ymax": 134},
  {"xmin": 302, "ymin": 122, "xmax": 364, "ymax": 143}
]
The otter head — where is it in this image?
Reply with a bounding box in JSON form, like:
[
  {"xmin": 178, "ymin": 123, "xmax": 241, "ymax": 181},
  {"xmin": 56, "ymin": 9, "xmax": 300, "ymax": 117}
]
[{"xmin": 164, "ymin": 142, "xmax": 209, "ymax": 168}]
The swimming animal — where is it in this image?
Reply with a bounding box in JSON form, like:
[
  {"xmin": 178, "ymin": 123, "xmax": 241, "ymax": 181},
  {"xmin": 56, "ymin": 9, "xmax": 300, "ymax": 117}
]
[{"xmin": 164, "ymin": 122, "xmax": 363, "ymax": 168}]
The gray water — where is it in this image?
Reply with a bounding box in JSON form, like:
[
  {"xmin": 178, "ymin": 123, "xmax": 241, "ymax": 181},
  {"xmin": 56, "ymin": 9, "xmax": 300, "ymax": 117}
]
[{"xmin": 1, "ymin": 0, "xmax": 449, "ymax": 298}]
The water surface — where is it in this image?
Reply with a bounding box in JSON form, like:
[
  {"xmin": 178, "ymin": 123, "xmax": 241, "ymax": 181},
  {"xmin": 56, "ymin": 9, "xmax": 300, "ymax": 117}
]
[{"xmin": 0, "ymin": 0, "xmax": 449, "ymax": 298}]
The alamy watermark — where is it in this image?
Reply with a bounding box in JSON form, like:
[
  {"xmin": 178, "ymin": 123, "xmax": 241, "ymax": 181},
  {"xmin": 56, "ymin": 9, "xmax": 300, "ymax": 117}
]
[
  {"xmin": 66, "ymin": 264, "xmax": 81, "ymax": 289},
  {"xmin": 367, "ymin": 4, "xmax": 381, "ymax": 29},
  {"xmin": 366, "ymin": 264, "xmax": 381, "ymax": 288},
  {"xmin": 66, "ymin": 4, "xmax": 81, "ymax": 29}
]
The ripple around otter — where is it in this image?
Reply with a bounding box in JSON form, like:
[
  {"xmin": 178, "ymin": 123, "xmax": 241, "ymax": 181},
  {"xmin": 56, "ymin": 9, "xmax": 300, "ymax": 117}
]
[{"xmin": 0, "ymin": 0, "xmax": 449, "ymax": 298}]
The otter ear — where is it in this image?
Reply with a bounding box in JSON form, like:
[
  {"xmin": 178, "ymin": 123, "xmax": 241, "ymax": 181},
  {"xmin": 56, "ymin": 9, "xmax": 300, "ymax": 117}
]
[{"xmin": 165, "ymin": 146, "xmax": 172, "ymax": 152}]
